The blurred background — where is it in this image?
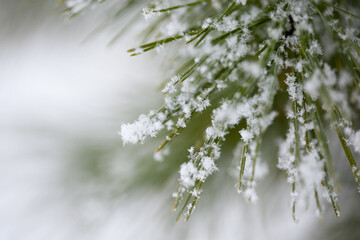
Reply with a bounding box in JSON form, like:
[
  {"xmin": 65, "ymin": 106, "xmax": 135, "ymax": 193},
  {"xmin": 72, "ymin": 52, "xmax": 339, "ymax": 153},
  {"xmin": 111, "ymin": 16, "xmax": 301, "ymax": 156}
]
[{"xmin": 0, "ymin": 0, "xmax": 359, "ymax": 239}]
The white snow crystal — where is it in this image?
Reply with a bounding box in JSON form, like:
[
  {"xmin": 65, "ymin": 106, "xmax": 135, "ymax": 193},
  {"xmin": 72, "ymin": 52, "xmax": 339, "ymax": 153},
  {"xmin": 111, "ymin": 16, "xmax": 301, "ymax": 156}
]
[
  {"xmin": 119, "ymin": 113, "xmax": 164, "ymax": 144},
  {"xmin": 162, "ymin": 75, "xmax": 180, "ymax": 94},
  {"xmin": 285, "ymin": 74, "xmax": 303, "ymax": 105},
  {"xmin": 239, "ymin": 129, "xmax": 254, "ymax": 143},
  {"xmin": 201, "ymin": 157, "xmax": 218, "ymax": 173},
  {"xmin": 180, "ymin": 162, "xmax": 197, "ymax": 188},
  {"xmin": 309, "ymin": 40, "xmax": 323, "ymax": 56}
]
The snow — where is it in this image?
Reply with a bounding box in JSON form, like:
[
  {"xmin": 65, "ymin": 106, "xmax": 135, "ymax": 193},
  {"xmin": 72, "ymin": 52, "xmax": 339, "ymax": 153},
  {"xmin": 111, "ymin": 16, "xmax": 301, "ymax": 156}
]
[
  {"xmin": 179, "ymin": 162, "xmax": 197, "ymax": 188},
  {"xmin": 239, "ymin": 129, "xmax": 254, "ymax": 143},
  {"xmin": 309, "ymin": 40, "xmax": 323, "ymax": 56},
  {"xmin": 162, "ymin": 75, "xmax": 180, "ymax": 94},
  {"xmin": 119, "ymin": 112, "xmax": 165, "ymax": 144},
  {"xmin": 285, "ymin": 73, "xmax": 303, "ymax": 105},
  {"xmin": 201, "ymin": 156, "xmax": 218, "ymax": 173},
  {"xmin": 214, "ymin": 17, "xmax": 239, "ymax": 32}
]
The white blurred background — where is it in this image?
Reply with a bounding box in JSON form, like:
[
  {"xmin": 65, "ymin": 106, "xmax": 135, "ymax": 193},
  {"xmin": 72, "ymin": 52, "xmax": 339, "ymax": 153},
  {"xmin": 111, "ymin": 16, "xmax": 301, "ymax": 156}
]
[{"xmin": 1, "ymin": 1, "xmax": 359, "ymax": 239}]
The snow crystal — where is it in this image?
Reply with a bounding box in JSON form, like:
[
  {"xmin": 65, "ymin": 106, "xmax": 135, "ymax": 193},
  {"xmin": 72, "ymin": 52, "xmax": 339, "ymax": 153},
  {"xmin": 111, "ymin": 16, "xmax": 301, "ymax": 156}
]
[
  {"xmin": 309, "ymin": 40, "xmax": 323, "ymax": 56},
  {"xmin": 206, "ymin": 125, "xmax": 227, "ymax": 140},
  {"xmin": 194, "ymin": 96, "xmax": 210, "ymax": 112},
  {"xmin": 162, "ymin": 75, "xmax": 180, "ymax": 94},
  {"xmin": 202, "ymin": 18, "xmax": 213, "ymax": 29},
  {"xmin": 214, "ymin": 17, "xmax": 238, "ymax": 32},
  {"xmin": 176, "ymin": 118, "xmax": 186, "ymax": 128},
  {"xmin": 201, "ymin": 157, "xmax": 218, "ymax": 173},
  {"xmin": 239, "ymin": 129, "xmax": 254, "ymax": 143},
  {"xmin": 278, "ymin": 125, "xmax": 297, "ymax": 184},
  {"xmin": 165, "ymin": 120, "xmax": 174, "ymax": 130},
  {"xmin": 190, "ymin": 188, "xmax": 202, "ymax": 197},
  {"xmin": 179, "ymin": 162, "xmax": 197, "ymax": 188},
  {"xmin": 285, "ymin": 74, "xmax": 303, "ymax": 105},
  {"xmin": 119, "ymin": 113, "xmax": 164, "ymax": 144}
]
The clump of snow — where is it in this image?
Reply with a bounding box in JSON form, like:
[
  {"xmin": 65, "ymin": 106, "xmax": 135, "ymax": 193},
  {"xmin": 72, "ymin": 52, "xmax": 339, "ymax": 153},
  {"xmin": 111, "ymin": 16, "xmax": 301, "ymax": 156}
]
[
  {"xmin": 285, "ymin": 73, "xmax": 303, "ymax": 105},
  {"xmin": 239, "ymin": 129, "xmax": 254, "ymax": 143},
  {"xmin": 214, "ymin": 17, "xmax": 239, "ymax": 32},
  {"xmin": 162, "ymin": 75, "xmax": 180, "ymax": 94},
  {"xmin": 179, "ymin": 162, "xmax": 197, "ymax": 188},
  {"xmin": 202, "ymin": 18, "xmax": 213, "ymax": 29},
  {"xmin": 309, "ymin": 40, "xmax": 323, "ymax": 56},
  {"xmin": 119, "ymin": 112, "xmax": 165, "ymax": 144},
  {"xmin": 201, "ymin": 157, "xmax": 218, "ymax": 175}
]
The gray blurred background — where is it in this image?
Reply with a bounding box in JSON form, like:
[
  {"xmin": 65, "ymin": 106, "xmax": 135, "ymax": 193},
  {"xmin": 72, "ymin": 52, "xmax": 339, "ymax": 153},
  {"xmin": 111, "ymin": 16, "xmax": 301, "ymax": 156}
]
[{"xmin": 0, "ymin": 1, "xmax": 359, "ymax": 239}]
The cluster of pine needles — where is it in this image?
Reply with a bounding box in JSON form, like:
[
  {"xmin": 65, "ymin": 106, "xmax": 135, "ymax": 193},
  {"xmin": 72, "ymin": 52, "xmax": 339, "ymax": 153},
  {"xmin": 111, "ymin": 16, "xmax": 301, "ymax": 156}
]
[{"xmin": 62, "ymin": 0, "xmax": 360, "ymax": 222}]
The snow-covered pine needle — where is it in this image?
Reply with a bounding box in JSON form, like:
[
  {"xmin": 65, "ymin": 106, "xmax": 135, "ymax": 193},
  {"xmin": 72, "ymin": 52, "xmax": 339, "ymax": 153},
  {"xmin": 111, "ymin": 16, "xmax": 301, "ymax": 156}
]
[{"xmin": 62, "ymin": 0, "xmax": 360, "ymax": 222}]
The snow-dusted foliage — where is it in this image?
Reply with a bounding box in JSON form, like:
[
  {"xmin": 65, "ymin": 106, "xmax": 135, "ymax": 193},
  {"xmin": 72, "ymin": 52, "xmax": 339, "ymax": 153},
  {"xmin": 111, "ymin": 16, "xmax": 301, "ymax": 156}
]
[{"xmin": 64, "ymin": 0, "xmax": 360, "ymax": 221}]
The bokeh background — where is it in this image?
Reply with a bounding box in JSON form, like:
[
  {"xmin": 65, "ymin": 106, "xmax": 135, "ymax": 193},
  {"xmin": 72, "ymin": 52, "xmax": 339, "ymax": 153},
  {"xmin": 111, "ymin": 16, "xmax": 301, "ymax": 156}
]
[{"xmin": 1, "ymin": 1, "xmax": 360, "ymax": 239}]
